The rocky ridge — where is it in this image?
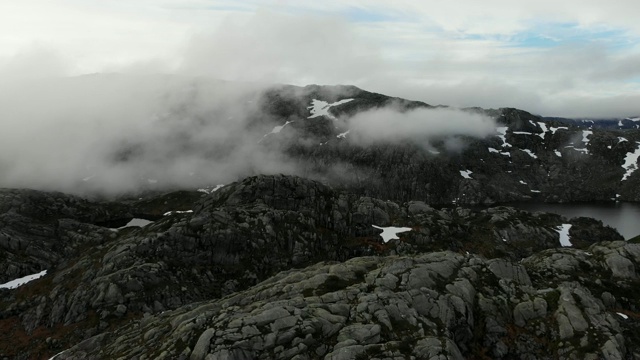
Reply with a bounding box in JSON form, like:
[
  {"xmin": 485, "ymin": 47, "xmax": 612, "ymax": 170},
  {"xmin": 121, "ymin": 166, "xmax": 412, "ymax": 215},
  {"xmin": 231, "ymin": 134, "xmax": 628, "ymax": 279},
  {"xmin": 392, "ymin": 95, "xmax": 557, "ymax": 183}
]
[
  {"xmin": 0, "ymin": 175, "xmax": 632, "ymax": 359},
  {"xmin": 56, "ymin": 241, "xmax": 640, "ymax": 359}
]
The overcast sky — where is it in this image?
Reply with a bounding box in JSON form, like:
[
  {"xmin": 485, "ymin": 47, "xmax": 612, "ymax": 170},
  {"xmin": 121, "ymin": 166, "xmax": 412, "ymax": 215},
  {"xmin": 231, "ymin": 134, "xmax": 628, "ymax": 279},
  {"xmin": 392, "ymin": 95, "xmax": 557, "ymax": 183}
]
[{"xmin": 1, "ymin": 0, "xmax": 639, "ymax": 117}]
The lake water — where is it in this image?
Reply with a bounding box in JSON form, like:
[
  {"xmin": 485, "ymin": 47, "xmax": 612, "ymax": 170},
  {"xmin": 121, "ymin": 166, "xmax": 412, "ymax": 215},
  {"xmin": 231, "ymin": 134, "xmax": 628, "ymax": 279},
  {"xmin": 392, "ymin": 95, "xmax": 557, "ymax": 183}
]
[{"xmin": 508, "ymin": 202, "xmax": 640, "ymax": 240}]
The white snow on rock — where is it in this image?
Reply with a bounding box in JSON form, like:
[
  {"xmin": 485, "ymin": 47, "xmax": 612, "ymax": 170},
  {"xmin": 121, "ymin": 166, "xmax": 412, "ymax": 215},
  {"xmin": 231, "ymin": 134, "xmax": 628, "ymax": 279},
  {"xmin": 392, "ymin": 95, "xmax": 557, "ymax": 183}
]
[
  {"xmin": 488, "ymin": 147, "xmax": 511, "ymax": 156},
  {"xmin": 531, "ymin": 190, "xmax": 541, "ymax": 193},
  {"xmin": 618, "ymin": 120, "xmax": 624, "ymax": 127},
  {"xmin": 537, "ymin": 122, "xmax": 548, "ymax": 139},
  {"xmin": 521, "ymin": 149, "xmax": 538, "ymax": 159},
  {"xmin": 496, "ymin": 127, "xmax": 512, "ymax": 148},
  {"xmin": 163, "ymin": 210, "xmax": 193, "ymax": 216},
  {"xmin": 48, "ymin": 350, "xmax": 66, "ymax": 360},
  {"xmin": 582, "ymin": 130, "xmax": 593, "ymax": 144},
  {"xmin": 519, "ymin": 180, "xmax": 528, "ymax": 185},
  {"xmin": 372, "ymin": 225, "xmax": 412, "ymax": 243},
  {"xmin": 565, "ymin": 146, "xmax": 589, "ymax": 154},
  {"xmin": 513, "ymin": 131, "xmax": 533, "ymax": 135},
  {"xmin": 308, "ymin": 99, "xmax": 354, "ymax": 120},
  {"xmin": 259, "ymin": 121, "xmax": 294, "ymax": 142},
  {"xmin": 460, "ymin": 170, "xmax": 473, "ymax": 179},
  {"xmin": 119, "ymin": 218, "xmax": 153, "ymax": 228},
  {"xmin": 198, "ymin": 184, "xmax": 225, "ymax": 194},
  {"xmin": 621, "ymin": 142, "xmax": 640, "ymax": 181},
  {"xmin": 617, "ymin": 312, "xmax": 629, "ymax": 319},
  {"xmin": 618, "ymin": 137, "xmax": 628, "ymax": 143},
  {"xmin": 556, "ymin": 224, "xmax": 573, "ymax": 247},
  {"xmin": 269, "ymin": 121, "xmax": 293, "ymax": 134},
  {"xmin": 428, "ymin": 149, "xmax": 441, "ymax": 155},
  {"xmin": 554, "ymin": 150, "xmax": 562, "ymax": 157},
  {"xmin": 337, "ymin": 130, "xmax": 350, "ymax": 139},
  {"xmin": 0, "ymin": 270, "xmax": 47, "ymax": 289},
  {"xmin": 549, "ymin": 126, "xmax": 568, "ymax": 134}
]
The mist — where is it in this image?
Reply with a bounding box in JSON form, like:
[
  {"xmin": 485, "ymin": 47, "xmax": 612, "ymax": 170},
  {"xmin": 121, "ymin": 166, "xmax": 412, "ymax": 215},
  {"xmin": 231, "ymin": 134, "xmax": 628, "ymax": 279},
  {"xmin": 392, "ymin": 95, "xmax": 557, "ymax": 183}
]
[
  {"xmin": 346, "ymin": 107, "xmax": 496, "ymax": 145},
  {"xmin": 0, "ymin": 73, "xmax": 502, "ymax": 196},
  {"xmin": 0, "ymin": 74, "xmax": 300, "ymax": 196}
]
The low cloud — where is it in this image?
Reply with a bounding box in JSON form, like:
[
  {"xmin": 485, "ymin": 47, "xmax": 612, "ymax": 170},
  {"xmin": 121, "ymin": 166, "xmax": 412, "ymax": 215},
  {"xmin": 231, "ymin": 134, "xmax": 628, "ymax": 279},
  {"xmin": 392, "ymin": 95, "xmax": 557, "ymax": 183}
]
[
  {"xmin": 0, "ymin": 75, "xmax": 302, "ymax": 196},
  {"xmin": 346, "ymin": 107, "xmax": 497, "ymax": 145}
]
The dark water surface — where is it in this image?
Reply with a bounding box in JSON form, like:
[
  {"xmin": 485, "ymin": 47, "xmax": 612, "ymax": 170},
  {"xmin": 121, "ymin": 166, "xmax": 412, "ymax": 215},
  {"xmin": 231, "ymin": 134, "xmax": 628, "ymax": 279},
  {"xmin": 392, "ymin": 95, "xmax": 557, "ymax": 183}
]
[{"xmin": 508, "ymin": 202, "xmax": 640, "ymax": 240}]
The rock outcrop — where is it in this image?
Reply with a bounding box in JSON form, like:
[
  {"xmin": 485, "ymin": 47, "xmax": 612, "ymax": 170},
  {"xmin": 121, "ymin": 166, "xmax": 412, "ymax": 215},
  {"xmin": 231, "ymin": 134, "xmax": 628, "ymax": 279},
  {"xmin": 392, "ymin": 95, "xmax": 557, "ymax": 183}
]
[
  {"xmin": 0, "ymin": 175, "xmax": 628, "ymax": 359},
  {"xmin": 55, "ymin": 241, "xmax": 640, "ymax": 359}
]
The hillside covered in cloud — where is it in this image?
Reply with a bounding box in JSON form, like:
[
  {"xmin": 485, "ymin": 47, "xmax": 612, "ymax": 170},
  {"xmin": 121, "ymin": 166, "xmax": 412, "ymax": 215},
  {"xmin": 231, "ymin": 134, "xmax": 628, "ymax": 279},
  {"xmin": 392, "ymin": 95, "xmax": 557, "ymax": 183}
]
[{"xmin": 1, "ymin": 75, "xmax": 639, "ymax": 207}]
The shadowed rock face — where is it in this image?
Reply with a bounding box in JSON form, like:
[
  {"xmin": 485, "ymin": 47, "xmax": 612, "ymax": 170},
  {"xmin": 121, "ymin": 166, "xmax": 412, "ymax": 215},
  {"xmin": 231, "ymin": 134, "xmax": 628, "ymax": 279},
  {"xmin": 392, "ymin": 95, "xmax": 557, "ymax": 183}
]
[{"xmin": 0, "ymin": 174, "xmax": 630, "ymax": 359}]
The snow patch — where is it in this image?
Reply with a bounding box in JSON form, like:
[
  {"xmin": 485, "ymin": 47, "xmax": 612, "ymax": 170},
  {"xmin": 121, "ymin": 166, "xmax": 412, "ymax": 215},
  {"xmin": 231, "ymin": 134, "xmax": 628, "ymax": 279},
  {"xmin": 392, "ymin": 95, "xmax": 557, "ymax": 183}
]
[
  {"xmin": 460, "ymin": 170, "xmax": 473, "ymax": 179},
  {"xmin": 48, "ymin": 350, "xmax": 68, "ymax": 360},
  {"xmin": 618, "ymin": 137, "xmax": 628, "ymax": 143},
  {"xmin": 496, "ymin": 127, "xmax": 512, "ymax": 148},
  {"xmin": 617, "ymin": 312, "xmax": 629, "ymax": 320},
  {"xmin": 582, "ymin": 130, "xmax": 593, "ymax": 144},
  {"xmin": 521, "ymin": 149, "xmax": 538, "ymax": 159},
  {"xmin": 549, "ymin": 126, "xmax": 568, "ymax": 134},
  {"xmin": 119, "ymin": 218, "xmax": 153, "ymax": 228},
  {"xmin": 308, "ymin": 99, "xmax": 354, "ymax": 120},
  {"xmin": 0, "ymin": 270, "xmax": 47, "ymax": 289},
  {"xmin": 531, "ymin": 190, "xmax": 541, "ymax": 193},
  {"xmin": 271, "ymin": 121, "xmax": 293, "ymax": 134},
  {"xmin": 554, "ymin": 150, "xmax": 562, "ymax": 157},
  {"xmin": 537, "ymin": 122, "xmax": 548, "ymax": 139},
  {"xmin": 163, "ymin": 210, "xmax": 193, "ymax": 216},
  {"xmin": 198, "ymin": 184, "xmax": 225, "ymax": 194},
  {"xmin": 259, "ymin": 121, "xmax": 294, "ymax": 142},
  {"xmin": 621, "ymin": 142, "xmax": 640, "ymax": 181},
  {"xmin": 513, "ymin": 131, "xmax": 533, "ymax": 135},
  {"xmin": 556, "ymin": 224, "xmax": 572, "ymax": 247},
  {"xmin": 519, "ymin": 180, "xmax": 528, "ymax": 185},
  {"xmin": 565, "ymin": 146, "xmax": 589, "ymax": 154},
  {"xmin": 372, "ymin": 225, "xmax": 412, "ymax": 243},
  {"xmin": 488, "ymin": 147, "xmax": 510, "ymax": 156},
  {"xmin": 337, "ymin": 130, "xmax": 350, "ymax": 139}
]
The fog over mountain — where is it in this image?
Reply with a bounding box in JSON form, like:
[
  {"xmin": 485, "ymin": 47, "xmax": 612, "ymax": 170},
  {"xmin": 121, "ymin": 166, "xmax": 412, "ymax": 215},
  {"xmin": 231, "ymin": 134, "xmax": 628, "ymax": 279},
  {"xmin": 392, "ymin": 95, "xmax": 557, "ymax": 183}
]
[{"xmin": 0, "ymin": 75, "xmax": 497, "ymax": 195}]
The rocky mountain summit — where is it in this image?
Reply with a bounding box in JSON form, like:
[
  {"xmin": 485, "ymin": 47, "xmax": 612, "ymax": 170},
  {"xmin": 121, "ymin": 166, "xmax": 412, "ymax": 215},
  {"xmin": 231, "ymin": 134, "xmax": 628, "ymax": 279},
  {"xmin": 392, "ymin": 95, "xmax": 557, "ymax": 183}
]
[
  {"xmin": 1, "ymin": 81, "xmax": 639, "ymax": 359},
  {"xmin": 0, "ymin": 175, "xmax": 636, "ymax": 359}
]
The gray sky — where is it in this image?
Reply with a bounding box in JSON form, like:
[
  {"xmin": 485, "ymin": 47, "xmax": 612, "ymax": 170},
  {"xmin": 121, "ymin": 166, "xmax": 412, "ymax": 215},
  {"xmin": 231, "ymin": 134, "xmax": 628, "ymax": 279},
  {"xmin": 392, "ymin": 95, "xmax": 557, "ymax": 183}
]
[{"xmin": 1, "ymin": 0, "xmax": 639, "ymax": 117}]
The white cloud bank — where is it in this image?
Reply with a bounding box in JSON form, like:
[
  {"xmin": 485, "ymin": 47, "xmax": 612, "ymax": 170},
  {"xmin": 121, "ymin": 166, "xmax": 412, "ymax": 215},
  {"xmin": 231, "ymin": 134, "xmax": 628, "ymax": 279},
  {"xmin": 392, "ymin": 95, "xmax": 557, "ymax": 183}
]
[{"xmin": 347, "ymin": 107, "xmax": 496, "ymax": 144}]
